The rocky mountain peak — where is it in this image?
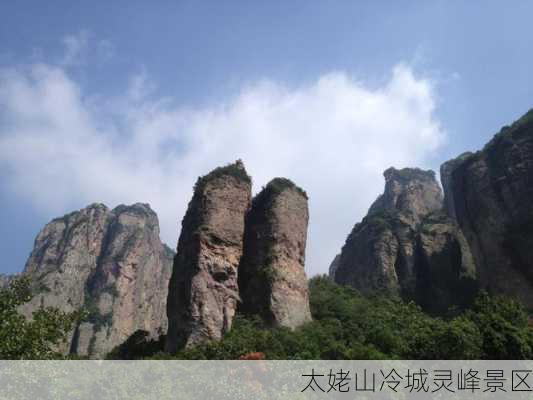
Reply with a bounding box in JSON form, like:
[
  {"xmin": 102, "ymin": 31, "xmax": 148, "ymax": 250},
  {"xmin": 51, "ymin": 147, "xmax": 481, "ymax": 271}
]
[
  {"xmin": 21, "ymin": 202, "xmax": 173, "ymax": 358},
  {"xmin": 333, "ymin": 166, "xmax": 476, "ymax": 313},
  {"xmin": 368, "ymin": 167, "xmax": 443, "ymax": 221}
]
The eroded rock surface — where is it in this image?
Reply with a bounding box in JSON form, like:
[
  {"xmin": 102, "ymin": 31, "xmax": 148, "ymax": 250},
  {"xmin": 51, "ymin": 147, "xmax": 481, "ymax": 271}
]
[
  {"xmin": 368, "ymin": 167, "xmax": 443, "ymax": 223},
  {"xmin": 239, "ymin": 178, "xmax": 312, "ymax": 329},
  {"xmin": 166, "ymin": 161, "xmax": 251, "ymax": 351},
  {"xmin": 22, "ymin": 203, "xmax": 173, "ymax": 357},
  {"xmin": 441, "ymin": 109, "xmax": 533, "ymax": 308},
  {"xmin": 333, "ymin": 167, "xmax": 477, "ymax": 313}
]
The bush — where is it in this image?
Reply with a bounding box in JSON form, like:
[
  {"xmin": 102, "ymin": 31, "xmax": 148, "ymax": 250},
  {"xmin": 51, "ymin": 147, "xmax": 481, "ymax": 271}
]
[{"xmin": 193, "ymin": 160, "xmax": 251, "ymax": 193}]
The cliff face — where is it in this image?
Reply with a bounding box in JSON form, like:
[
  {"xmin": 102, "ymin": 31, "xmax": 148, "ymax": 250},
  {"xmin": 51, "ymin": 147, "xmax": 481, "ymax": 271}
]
[
  {"xmin": 239, "ymin": 178, "xmax": 312, "ymax": 329},
  {"xmin": 441, "ymin": 110, "xmax": 533, "ymax": 308},
  {"xmin": 415, "ymin": 211, "xmax": 477, "ymax": 313},
  {"xmin": 333, "ymin": 167, "xmax": 477, "ymax": 313},
  {"xmin": 166, "ymin": 161, "xmax": 252, "ymax": 351},
  {"xmin": 22, "ymin": 203, "xmax": 173, "ymax": 357},
  {"xmin": 328, "ymin": 254, "xmax": 340, "ymax": 281}
]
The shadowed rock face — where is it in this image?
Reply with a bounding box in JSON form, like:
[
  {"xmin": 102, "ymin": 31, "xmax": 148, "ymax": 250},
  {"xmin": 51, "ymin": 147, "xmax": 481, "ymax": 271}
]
[
  {"xmin": 239, "ymin": 178, "xmax": 312, "ymax": 329},
  {"xmin": 22, "ymin": 203, "xmax": 173, "ymax": 358},
  {"xmin": 334, "ymin": 167, "xmax": 477, "ymax": 313},
  {"xmin": 415, "ymin": 212, "xmax": 477, "ymax": 313},
  {"xmin": 166, "ymin": 161, "xmax": 251, "ymax": 351},
  {"xmin": 328, "ymin": 254, "xmax": 341, "ymax": 281},
  {"xmin": 441, "ymin": 110, "xmax": 533, "ymax": 308},
  {"xmin": 440, "ymin": 152, "xmax": 474, "ymax": 220}
]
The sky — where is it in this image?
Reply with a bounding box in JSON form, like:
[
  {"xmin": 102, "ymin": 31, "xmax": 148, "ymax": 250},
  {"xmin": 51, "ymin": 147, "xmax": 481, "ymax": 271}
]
[{"xmin": 0, "ymin": 1, "xmax": 532, "ymax": 277}]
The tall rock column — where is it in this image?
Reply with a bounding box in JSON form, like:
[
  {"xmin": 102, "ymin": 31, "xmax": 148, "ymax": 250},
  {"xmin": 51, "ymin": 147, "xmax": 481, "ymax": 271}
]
[
  {"xmin": 166, "ymin": 161, "xmax": 251, "ymax": 351},
  {"xmin": 239, "ymin": 178, "xmax": 312, "ymax": 329}
]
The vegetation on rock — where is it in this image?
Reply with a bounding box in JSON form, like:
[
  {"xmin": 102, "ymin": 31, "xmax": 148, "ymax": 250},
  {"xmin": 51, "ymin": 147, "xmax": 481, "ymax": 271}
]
[
  {"xmin": 116, "ymin": 276, "xmax": 533, "ymax": 360},
  {"xmin": 0, "ymin": 277, "xmax": 82, "ymax": 359},
  {"xmin": 252, "ymin": 178, "xmax": 308, "ymax": 209},
  {"xmin": 193, "ymin": 160, "xmax": 251, "ymax": 193}
]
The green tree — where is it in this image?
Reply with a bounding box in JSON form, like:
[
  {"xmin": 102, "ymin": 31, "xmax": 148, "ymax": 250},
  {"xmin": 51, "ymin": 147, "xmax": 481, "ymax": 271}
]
[
  {"xmin": 465, "ymin": 292, "xmax": 533, "ymax": 359},
  {"xmin": 0, "ymin": 276, "xmax": 82, "ymax": 359}
]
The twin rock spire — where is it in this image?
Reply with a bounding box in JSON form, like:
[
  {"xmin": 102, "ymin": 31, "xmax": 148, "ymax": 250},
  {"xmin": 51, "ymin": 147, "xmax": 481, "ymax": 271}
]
[{"xmin": 165, "ymin": 161, "xmax": 312, "ymax": 351}]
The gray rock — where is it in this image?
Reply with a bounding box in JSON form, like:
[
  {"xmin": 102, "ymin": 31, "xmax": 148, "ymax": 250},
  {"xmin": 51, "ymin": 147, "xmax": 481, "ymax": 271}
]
[
  {"xmin": 368, "ymin": 167, "xmax": 443, "ymax": 223},
  {"xmin": 441, "ymin": 109, "xmax": 533, "ymax": 308},
  {"xmin": 22, "ymin": 203, "xmax": 173, "ymax": 358},
  {"xmin": 328, "ymin": 254, "xmax": 340, "ymax": 281},
  {"xmin": 166, "ymin": 161, "xmax": 252, "ymax": 351},
  {"xmin": 440, "ymin": 152, "xmax": 474, "ymax": 220},
  {"xmin": 239, "ymin": 178, "xmax": 312, "ymax": 329},
  {"xmin": 334, "ymin": 167, "xmax": 477, "ymax": 313},
  {"xmin": 0, "ymin": 274, "xmax": 14, "ymax": 289}
]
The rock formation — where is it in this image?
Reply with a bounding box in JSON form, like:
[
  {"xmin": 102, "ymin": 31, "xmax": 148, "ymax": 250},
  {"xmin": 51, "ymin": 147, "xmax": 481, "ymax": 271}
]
[
  {"xmin": 441, "ymin": 109, "xmax": 533, "ymax": 308},
  {"xmin": 368, "ymin": 167, "xmax": 443, "ymax": 223},
  {"xmin": 239, "ymin": 178, "xmax": 312, "ymax": 329},
  {"xmin": 166, "ymin": 161, "xmax": 251, "ymax": 351},
  {"xmin": 440, "ymin": 152, "xmax": 473, "ymax": 220},
  {"xmin": 415, "ymin": 211, "xmax": 477, "ymax": 313},
  {"xmin": 333, "ymin": 167, "xmax": 477, "ymax": 313},
  {"xmin": 328, "ymin": 254, "xmax": 340, "ymax": 281},
  {"xmin": 22, "ymin": 203, "xmax": 173, "ymax": 357},
  {"xmin": 0, "ymin": 274, "xmax": 13, "ymax": 289}
]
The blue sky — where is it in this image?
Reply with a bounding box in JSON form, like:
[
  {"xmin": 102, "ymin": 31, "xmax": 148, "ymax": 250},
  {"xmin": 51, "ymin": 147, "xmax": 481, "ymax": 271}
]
[{"xmin": 1, "ymin": 1, "xmax": 532, "ymax": 276}]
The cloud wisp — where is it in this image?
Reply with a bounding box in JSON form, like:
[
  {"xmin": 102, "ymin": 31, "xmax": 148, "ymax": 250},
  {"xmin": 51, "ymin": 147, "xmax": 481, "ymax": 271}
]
[{"xmin": 0, "ymin": 60, "xmax": 445, "ymax": 275}]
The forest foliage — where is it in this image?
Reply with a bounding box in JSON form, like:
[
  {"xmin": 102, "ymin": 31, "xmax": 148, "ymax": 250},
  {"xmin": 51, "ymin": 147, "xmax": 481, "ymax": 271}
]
[
  {"xmin": 3, "ymin": 275, "xmax": 532, "ymax": 359},
  {"xmin": 122, "ymin": 276, "xmax": 533, "ymax": 360}
]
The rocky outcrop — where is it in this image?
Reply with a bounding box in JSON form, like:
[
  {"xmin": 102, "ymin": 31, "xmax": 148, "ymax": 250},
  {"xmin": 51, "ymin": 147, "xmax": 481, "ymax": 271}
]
[
  {"xmin": 333, "ymin": 167, "xmax": 477, "ymax": 313},
  {"xmin": 166, "ymin": 161, "xmax": 252, "ymax": 351},
  {"xmin": 368, "ymin": 167, "xmax": 443, "ymax": 223},
  {"xmin": 239, "ymin": 178, "xmax": 312, "ymax": 329},
  {"xmin": 441, "ymin": 109, "xmax": 533, "ymax": 308},
  {"xmin": 415, "ymin": 212, "xmax": 477, "ymax": 313},
  {"xmin": 0, "ymin": 274, "xmax": 13, "ymax": 289},
  {"xmin": 22, "ymin": 203, "xmax": 173, "ymax": 357},
  {"xmin": 328, "ymin": 254, "xmax": 340, "ymax": 281}
]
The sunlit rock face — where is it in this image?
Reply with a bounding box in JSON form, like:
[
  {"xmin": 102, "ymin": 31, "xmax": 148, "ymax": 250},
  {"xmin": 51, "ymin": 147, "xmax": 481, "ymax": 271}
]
[
  {"xmin": 239, "ymin": 178, "xmax": 312, "ymax": 329},
  {"xmin": 165, "ymin": 161, "xmax": 251, "ymax": 352},
  {"xmin": 22, "ymin": 203, "xmax": 173, "ymax": 358}
]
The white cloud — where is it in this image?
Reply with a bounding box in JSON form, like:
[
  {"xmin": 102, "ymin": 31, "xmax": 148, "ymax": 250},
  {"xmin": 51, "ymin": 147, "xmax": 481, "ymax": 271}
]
[
  {"xmin": 61, "ymin": 31, "xmax": 90, "ymax": 66},
  {"xmin": 0, "ymin": 62, "xmax": 445, "ymax": 276},
  {"xmin": 60, "ymin": 30, "xmax": 114, "ymax": 66}
]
